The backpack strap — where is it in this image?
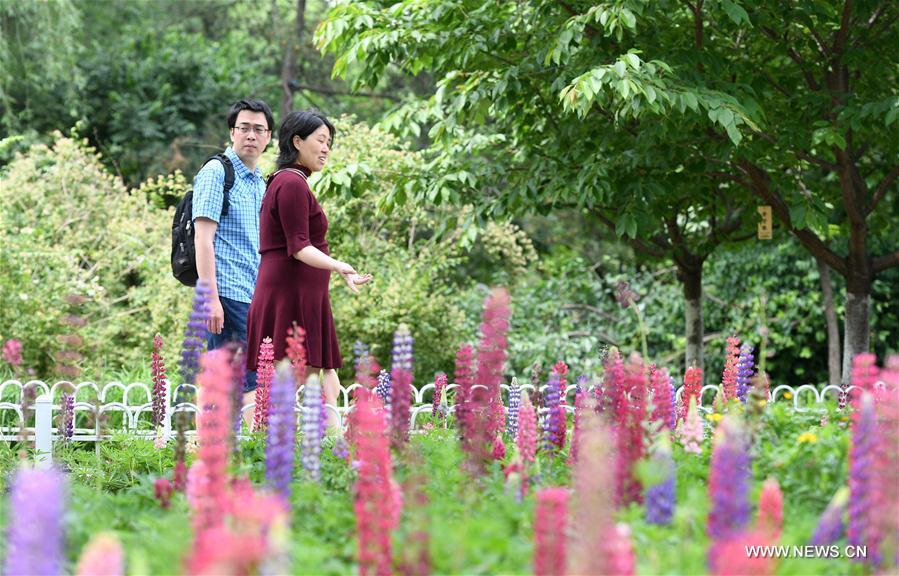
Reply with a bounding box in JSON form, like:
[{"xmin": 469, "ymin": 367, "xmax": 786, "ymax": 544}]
[{"xmin": 202, "ymin": 153, "xmax": 236, "ymax": 217}]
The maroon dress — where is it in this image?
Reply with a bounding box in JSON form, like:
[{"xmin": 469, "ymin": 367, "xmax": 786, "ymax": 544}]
[{"xmin": 245, "ymin": 166, "xmax": 342, "ymax": 371}]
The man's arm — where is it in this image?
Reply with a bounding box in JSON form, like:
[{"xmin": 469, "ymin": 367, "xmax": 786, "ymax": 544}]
[{"xmin": 195, "ymin": 218, "xmax": 224, "ymax": 334}]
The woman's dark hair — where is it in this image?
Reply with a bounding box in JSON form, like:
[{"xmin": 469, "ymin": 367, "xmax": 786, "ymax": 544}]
[
  {"xmin": 227, "ymin": 99, "xmax": 274, "ymax": 131},
  {"xmin": 276, "ymin": 110, "xmax": 336, "ymax": 170}
]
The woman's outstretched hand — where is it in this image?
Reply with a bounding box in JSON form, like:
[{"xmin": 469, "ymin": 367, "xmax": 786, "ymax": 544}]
[{"xmin": 341, "ymin": 271, "xmax": 373, "ymax": 294}]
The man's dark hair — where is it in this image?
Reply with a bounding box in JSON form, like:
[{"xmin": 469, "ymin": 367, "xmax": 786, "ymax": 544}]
[
  {"xmin": 276, "ymin": 110, "xmax": 336, "ymax": 170},
  {"xmin": 227, "ymin": 99, "xmax": 274, "ymax": 131}
]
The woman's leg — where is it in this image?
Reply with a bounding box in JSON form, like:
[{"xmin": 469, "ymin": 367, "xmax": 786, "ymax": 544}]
[{"xmin": 317, "ymin": 367, "xmax": 342, "ymax": 432}]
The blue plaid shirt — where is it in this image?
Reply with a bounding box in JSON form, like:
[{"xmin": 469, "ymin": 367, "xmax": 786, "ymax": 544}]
[{"xmin": 192, "ymin": 147, "xmax": 265, "ymax": 304}]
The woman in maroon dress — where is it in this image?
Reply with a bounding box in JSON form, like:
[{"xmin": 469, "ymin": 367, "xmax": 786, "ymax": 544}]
[{"xmin": 245, "ymin": 110, "xmax": 371, "ymax": 431}]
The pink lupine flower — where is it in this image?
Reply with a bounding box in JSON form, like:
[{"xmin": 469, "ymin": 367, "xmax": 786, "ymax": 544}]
[
  {"xmin": 353, "ymin": 392, "xmax": 395, "ymax": 575},
  {"xmin": 722, "ymin": 336, "xmax": 741, "ymax": 401},
  {"xmin": 757, "ymin": 478, "xmax": 784, "ymax": 540},
  {"xmin": 678, "ymin": 397, "xmax": 704, "ymax": 454},
  {"xmin": 186, "ymin": 459, "xmax": 208, "ymax": 520},
  {"xmin": 534, "ymin": 488, "xmax": 569, "ymax": 576},
  {"xmin": 475, "ymin": 287, "xmax": 511, "ymax": 440},
  {"xmin": 650, "ymin": 365, "xmax": 676, "ymax": 431},
  {"xmin": 710, "ymin": 530, "xmax": 775, "ymax": 576},
  {"xmin": 76, "ymin": 533, "xmax": 124, "ymax": 576},
  {"xmin": 192, "ymin": 350, "xmax": 232, "ymax": 533},
  {"xmin": 850, "ymin": 352, "xmax": 880, "ymax": 408},
  {"xmin": 431, "ymin": 372, "xmax": 447, "ymax": 418},
  {"xmin": 253, "ymin": 337, "xmax": 275, "ymax": 432},
  {"xmin": 151, "ymin": 334, "xmax": 167, "ymax": 429},
  {"xmin": 517, "ymin": 392, "xmax": 537, "ymax": 464},
  {"xmin": 155, "ymin": 478, "xmax": 173, "ymax": 510},
  {"xmin": 872, "ymin": 382, "xmax": 899, "ymax": 570},
  {"xmin": 454, "ymin": 343, "xmax": 475, "ymax": 444},
  {"xmin": 2, "ymin": 338, "xmax": 22, "ymax": 366},
  {"xmin": 680, "ymin": 366, "xmax": 703, "ymax": 421},
  {"xmin": 615, "ymin": 359, "xmax": 646, "ymax": 506},
  {"xmin": 285, "ymin": 323, "xmax": 307, "ymax": 385}
]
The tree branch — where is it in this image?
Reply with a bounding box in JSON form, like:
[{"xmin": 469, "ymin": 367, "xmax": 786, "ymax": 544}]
[
  {"xmin": 831, "ymin": 0, "xmax": 853, "ymax": 56},
  {"xmin": 735, "ymin": 158, "xmax": 847, "ymax": 276},
  {"xmin": 868, "ymin": 165, "xmax": 899, "ymax": 216},
  {"xmin": 873, "ymin": 250, "xmax": 899, "ymax": 273},
  {"xmin": 592, "ymin": 210, "xmax": 669, "ymax": 257},
  {"xmin": 760, "ymin": 26, "xmax": 822, "ymax": 91}
]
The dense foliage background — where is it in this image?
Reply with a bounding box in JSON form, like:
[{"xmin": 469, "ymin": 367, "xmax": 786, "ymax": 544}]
[{"xmin": 1, "ymin": 0, "xmax": 896, "ymax": 387}]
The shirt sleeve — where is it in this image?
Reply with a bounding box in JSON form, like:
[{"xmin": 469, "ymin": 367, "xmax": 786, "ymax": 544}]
[
  {"xmin": 191, "ymin": 160, "xmax": 226, "ymax": 223},
  {"xmin": 277, "ymin": 176, "xmax": 314, "ymax": 256}
]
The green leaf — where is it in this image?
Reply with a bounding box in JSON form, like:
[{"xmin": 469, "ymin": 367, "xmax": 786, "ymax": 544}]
[
  {"xmin": 625, "ymin": 53, "xmax": 641, "ymax": 70},
  {"xmin": 725, "ymin": 122, "xmax": 743, "ymax": 145},
  {"xmin": 721, "ymin": 0, "xmax": 751, "ymax": 26}
]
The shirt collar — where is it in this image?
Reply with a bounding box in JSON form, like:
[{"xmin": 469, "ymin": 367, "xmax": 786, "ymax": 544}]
[{"xmin": 224, "ymin": 147, "xmax": 263, "ymax": 180}]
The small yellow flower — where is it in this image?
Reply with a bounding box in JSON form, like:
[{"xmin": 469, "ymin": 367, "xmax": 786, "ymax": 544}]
[
  {"xmin": 840, "ymin": 416, "xmax": 850, "ymax": 422},
  {"xmin": 708, "ymin": 413, "xmax": 723, "ymax": 423},
  {"xmin": 756, "ymin": 399, "xmax": 767, "ymax": 408},
  {"xmin": 797, "ymin": 431, "xmax": 818, "ymax": 444},
  {"xmin": 783, "ymin": 392, "xmax": 793, "ymax": 400}
]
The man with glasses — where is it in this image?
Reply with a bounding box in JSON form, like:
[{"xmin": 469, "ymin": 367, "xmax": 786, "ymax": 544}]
[{"xmin": 193, "ymin": 99, "xmax": 273, "ymax": 408}]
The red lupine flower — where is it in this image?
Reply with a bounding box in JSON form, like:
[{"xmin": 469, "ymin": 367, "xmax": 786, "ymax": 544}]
[
  {"xmin": 286, "ymin": 324, "xmax": 307, "ymax": 386},
  {"xmin": 253, "ymin": 337, "xmax": 275, "ymax": 432},
  {"xmin": 722, "ymin": 336, "xmax": 741, "ymax": 401},
  {"xmin": 615, "ymin": 360, "xmax": 646, "ymax": 506},
  {"xmin": 551, "ymin": 360, "xmax": 569, "ymax": 404},
  {"xmin": 710, "ymin": 530, "xmax": 775, "ymax": 576},
  {"xmin": 454, "ymin": 343, "xmax": 475, "ymax": 444},
  {"xmin": 191, "ymin": 350, "xmax": 233, "ymax": 534},
  {"xmin": 353, "ymin": 392, "xmax": 395, "ymax": 576},
  {"xmin": 680, "ymin": 366, "xmax": 703, "ymax": 421},
  {"xmin": 151, "ymin": 333, "xmax": 167, "ymax": 429},
  {"xmin": 492, "ymin": 434, "xmax": 506, "ymax": 461},
  {"xmin": 534, "ymin": 488, "xmax": 569, "ymax": 576},
  {"xmin": 518, "ymin": 393, "xmax": 537, "ymax": 464},
  {"xmin": 757, "ymin": 477, "xmax": 784, "ymax": 540},
  {"xmin": 154, "ymin": 477, "xmax": 173, "ymax": 510},
  {"xmin": 650, "ymin": 365, "xmax": 676, "ymax": 431}
]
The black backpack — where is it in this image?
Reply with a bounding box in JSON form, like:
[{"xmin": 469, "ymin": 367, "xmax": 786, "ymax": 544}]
[{"xmin": 171, "ymin": 154, "xmax": 235, "ymax": 287}]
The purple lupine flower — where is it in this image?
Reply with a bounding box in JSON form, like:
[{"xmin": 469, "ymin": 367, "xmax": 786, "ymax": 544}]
[
  {"xmin": 301, "ymin": 377, "xmax": 324, "ymax": 482},
  {"xmin": 645, "ymin": 433, "xmax": 676, "ymax": 525},
  {"xmin": 179, "ymin": 281, "xmax": 210, "ymax": 387},
  {"xmin": 736, "ymin": 344, "xmax": 755, "ymax": 403},
  {"xmin": 4, "ymin": 467, "xmax": 65, "ymax": 576},
  {"xmin": 376, "ymin": 369, "xmax": 392, "ymax": 414},
  {"xmin": 810, "ymin": 488, "xmax": 848, "ymax": 546},
  {"xmin": 542, "ymin": 372, "xmax": 564, "ymax": 453},
  {"xmin": 707, "ymin": 417, "xmax": 751, "ymax": 542},
  {"xmin": 266, "ymin": 362, "xmax": 297, "ymax": 500},
  {"xmin": 848, "ymin": 393, "xmax": 876, "ymax": 557},
  {"xmin": 332, "ymin": 435, "xmax": 349, "ymax": 460},
  {"xmin": 575, "ymin": 374, "xmax": 588, "ymax": 394},
  {"xmin": 391, "ymin": 325, "xmax": 414, "ymax": 372},
  {"xmin": 353, "ymin": 340, "xmax": 370, "ymax": 371},
  {"xmin": 506, "ymin": 381, "xmax": 521, "ymax": 439},
  {"xmin": 61, "ymin": 393, "xmax": 74, "ymax": 442}
]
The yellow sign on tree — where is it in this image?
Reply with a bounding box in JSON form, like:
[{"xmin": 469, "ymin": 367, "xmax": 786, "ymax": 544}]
[{"xmin": 757, "ymin": 206, "xmax": 773, "ymax": 240}]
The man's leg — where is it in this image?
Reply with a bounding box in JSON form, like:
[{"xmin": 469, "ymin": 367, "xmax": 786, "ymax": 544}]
[{"xmin": 219, "ymin": 296, "xmax": 256, "ymax": 429}]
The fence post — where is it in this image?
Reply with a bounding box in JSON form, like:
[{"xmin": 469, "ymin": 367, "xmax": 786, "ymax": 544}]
[{"xmin": 34, "ymin": 394, "xmax": 53, "ymax": 470}]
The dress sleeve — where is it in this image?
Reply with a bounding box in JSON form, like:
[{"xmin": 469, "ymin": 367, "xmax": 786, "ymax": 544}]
[{"xmin": 276, "ymin": 176, "xmax": 314, "ymax": 256}]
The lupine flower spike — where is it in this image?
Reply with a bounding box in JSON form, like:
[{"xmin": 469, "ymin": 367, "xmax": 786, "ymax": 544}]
[
  {"xmin": 809, "ymin": 488, "xmax": 849, "ymax": 546},
  {"xmin": 506, "ymin": 378, "xmax": 521, "ymax": 438},
  {"xmin": 736, "ymin": 344, "xmax": 756, "ymax": 403},
  {"xmin": 707, "ymin": 416, "xmax": 752, "ymax": 566},
  {"xmin": 266, "ymin": 362, "xmax": 298, "ymax": 501},
  {"xmin": 721, "ymin": 336, "xmax": 741, "ymax": 402},
  {"xmin": 678, "ymin": 396, "xmax": 704, "ymax": 454},
  {"xmin": 757, "ymin": 477, "xmax": 784, "ymax": 540},
  {"xmin": 645, "ymin": 431, "xmax": 676, "ymax": 525},
  {"xmin": 151, "ymin": 333, "xmax": 167, "ymax": 430},
  {"xmin": 76, "ymin": 533, "xmax": 125, "ymax": 576},
  {"xmin": 253, "ymin": 337, "xmax": 275, "ymax": 432},
  {"xmin": 518, "ymin": 392, "xmax": 537, "ymax": 464},
  {"xmin": 454, "ymin": 344, "xmax": 475, "ymax": 442},
  {"xmin": 390, "ymin": 325, "xmax": 414, "ymax": 447},
  {"xmin": 475, "ymin": 288, "xmax": 511, "ymax": 442},
  {"xmin": 432, "ymin": 372, "xmax": 448, "ymax": 419},
  {"xmin": 61, "ymin": 392, "xmax": 75, "ymax": 442},
  {"xmin": 542, "ymin": 372, "xmax": 565, "ymax": 453},
  {"xmin": 4, "ymin": 467, "xmax": 66, "ymax": 576},
  {"xmin": 534, "ymin": 488, "xmax": 569, "ymax": 576},
  {"xmin": 680, "ymin": 365, "xmax": 703, "ymax": 421},
  {"xmin": 650, "ymin": 366, "xmax": 676, "ymax": 431},
  {"xmin": 175, "ymin": 281, "xmax": 209, "ymax": 482},
  {"xmin": 302, "ymin": 374, "xmax": 324, "ymax": 482}
]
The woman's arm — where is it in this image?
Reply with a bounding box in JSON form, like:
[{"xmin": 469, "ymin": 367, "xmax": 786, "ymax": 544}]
[{"xmin": 292, "ymin": 245, "xmax": 354, "ymax": 274}]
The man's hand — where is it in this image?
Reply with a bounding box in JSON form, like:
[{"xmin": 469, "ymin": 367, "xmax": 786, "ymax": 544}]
[{"xmin": 207, "ymin": 297, "xmax": 225, "ymax": 333}]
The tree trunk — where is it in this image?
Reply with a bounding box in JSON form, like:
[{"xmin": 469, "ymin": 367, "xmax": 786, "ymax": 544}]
[
  {"xmin": 816, "ymin": 258, "xmax": 841, "ymax": 388},
  {"xmin": 681, "ymin": 261, "xmax": 704, "ymax": 378},
  {"xmin": 841, "ymin": 290, "xmax": 870, "ymax": 386},
  {"xmin": 280, "ymin": 0, "xmax": 307, "ymax": 121}
]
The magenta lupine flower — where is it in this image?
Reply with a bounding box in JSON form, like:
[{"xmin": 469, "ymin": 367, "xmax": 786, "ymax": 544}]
[
  {"xmin": 390, "ymin": 367, "xmax": 413, "ymax": 447},
  {"xmin": 432, "ymin": 372, "xmax": 447, "ymax": 418},
  {"xmin": 506, "ymin": 380, "xmax": 521, "ymax": 438},
  {"xmin": 736, "ymin": 344, "xmax": 755, "ymax": 403},
  {"xmin": 2, "ymin": 338, "xmax": 22, "ymax": 366},
  {"xmin": 454, "ymin": 344, "xmax": 475, "ymax": 441},
  {"xmin": 474, "ymin": 288, "xmax": 511, "ymax": 441},
  {"xmin": 302, "ymin": 376, "xmax": 323, "ymax": 482},
  {"xmin": 758, "ymin": 477, "xmax": 784, "ymax": 540},
  {"xmin": 151, "ymin": 333, "xmax": 167, "ymax": 429},
  {"xmin": 266, "ymin": 362, "xmax": 297, "ymax": 500},
  {"xmin": 253, "ymin": 337, "xmax": 275, "ymax": 432},
  {"xmin": 848, "ymin": 393, "xmax": 876, "ymax": 560},
  {"xmin": 227, "ymin": 343, "xmax": 247, "ymax": 435},
  {"xmin": 61, "ymin": 392, "xmax": 75, "ymax": 442},
  {"xmin": 707, "ymin": 417, "xmax": 751, "ymax": 544},
  {"xmin": 542, "ymin": 372, "xmax": 565, "ymax": 454},
  {"xmin": 849, "ymin": 353, "xmax": 880, "ymax": 409},
  {"xmin": 518, "ymin": 393, "xmax": 537, "ymax": 464},
  {"xmin": 810, "ymin": 488, "xmax": 848, "ymax": 546},
  {"xmin": 645, "ymin": 432, "xmax": 676, "ymax": 525},
  {"xmin": 872, "ymin": 381, "xmax": 899, "ymax": 570},
  {"xmin": 193, "ymin": 350, "xmax": 233, "ymax": 533},
  {"xmin": 4, "ymin": 467, "xmax": 65, "ymax": 576},
  {"xmin": 534, "ymin": 487, "xmax": 569, "ymax": 576},
  {"xmin": 650, "ymin": 365, "xmax": 676, "ymax": 431}
]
